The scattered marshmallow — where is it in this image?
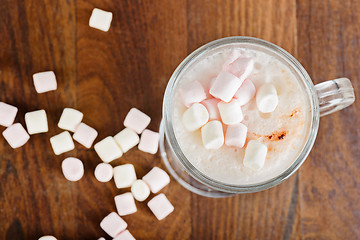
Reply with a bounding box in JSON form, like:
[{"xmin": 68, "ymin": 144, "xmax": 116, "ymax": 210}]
[
  {"xmin": 61, "ymin": 157, "xmax": 84, "ymax": 182},
  {"xmin": 113, "ymin": 230, "xmax": 136, "ymax": 240},
  {"xmin": 179, "ymin": 80, "xmax": 206, "ymax": 107},
  {"xmin": 227, "ymin": 57, "xmax": 254, "ymax": 81},
  {"xmin": 218, "ymin": 99, "xmax": 243, "ymax": 125},
  {"xmin": 256, "ymin": 83, "xmax": 279, "ymax": 113},
  {"xmin": 33, "ymin": 71, "xmax": 57, "ymax": 93},
  {"xmin": 0, "ymin": 102, "xmax": 18, "ymax": 127},
  {"xmin": 50, "ymin": 131, "xmax": 75, "ymax": 155},
  {"xmin": 25, "ymin": 110, "xmax": 48, "ymax": 134},
  {"xmin": 94, "ymin": 137, "xmax": 123, "ymax": 163},
  {"xmin": 147, "ymin": 193, "xmax": 174, "ymax": 221},
  {"xmin": 181, "ymin": 103, "xmax": 209, "ymax": 132},
  {"xmin": 58, "ymin": 108, "xmax": 83, "ymax": 132},
  {"xmin": 201, "ymin": 99, "xmax": 220, "ymax": 120},
  {"xmin": 94, "ymin": 163, "xmax": 113, "ymax": 183},
  {"xmin": 38, "ymin": 236, "xmax": 57, "ymax": 240},
  {"xmin": 123, "ymin": 108, "xmax": 151, "ymax": 134},
  {"xmin": 114, "ymin": 128, "xmax": 139, "ymax": 153},
  {"xmin": 142, "ymin": 167, "xmax": 170, "ymax": 194},
  {"xmin": 113, "ymin": 164, "xmax": 137, "ymax": 188},
  {"xmin": 100, "ymin": 212, "xmax": 127, "ymax": 238},
  {"xmin": 225, "ymin": 123, "xmax": 247, "ymax": 148},
  {"xmin": 209, "ymin": 70, "xmax": 243, "ymax": 102},
  {"xmin": 73, "ymin": 122, "xmax": 98, "ymax": 148},
  {"xmin": 97, "ymin": 238, "xmax": 105, "ymax": 240},
  {"xmin": 234, "ymin": 79, "xmax": 256, "ymax": 106},
  {"xmin": 131, "ymin": 179, "xmax": 150, "ymax": 202},
  {"xmin": 243, "ymin": 140, "xmax": 268, "ymax": 170},
  {"xmin": 2, "ymin": 123, "xmax": 30, "ymax": 148},
  {"xmin": 115, "ymin": 192, "xmax": 137, "ymax": 216},
  {"xmin": 138, "ymin": 129, "xmax": 159, "ymax": 154},
  {"xmin": 89, "ymin": 8, "xmax": 113, "ymax": 32},
  {"xmin": 201, "ymin": 120, "xmax": 224, "ymax": 149}
]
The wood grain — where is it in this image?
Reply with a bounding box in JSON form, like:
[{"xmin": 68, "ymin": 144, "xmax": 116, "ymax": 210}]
[{"xmin": 0, "ymin": 0, "xmax": 358, "ymax": 239}]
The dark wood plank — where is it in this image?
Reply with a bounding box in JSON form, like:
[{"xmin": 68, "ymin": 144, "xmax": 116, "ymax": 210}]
[{"xmin": 297, "ymin": 0, "xmax": 360, "ymax": 239}]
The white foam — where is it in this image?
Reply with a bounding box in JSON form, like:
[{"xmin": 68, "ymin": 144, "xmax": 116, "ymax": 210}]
[{"xmin": 172, "ymin": 45, "xmax": 311, "ymax": 185}]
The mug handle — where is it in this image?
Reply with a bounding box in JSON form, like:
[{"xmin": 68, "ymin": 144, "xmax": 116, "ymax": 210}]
[{"xmin": 315, "ymin": 78, "xmax": 355, "ymax": 117}]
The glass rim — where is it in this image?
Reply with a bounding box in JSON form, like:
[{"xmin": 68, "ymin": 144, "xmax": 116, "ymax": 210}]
[{"xmin": 162, "ymin": 36, "xmax": 320, "ymax": 193}]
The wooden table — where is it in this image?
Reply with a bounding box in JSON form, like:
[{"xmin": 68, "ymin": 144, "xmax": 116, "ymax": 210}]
[{"xmin": 1, "ymin": 0, "xmax": 359, "ymax": 239}]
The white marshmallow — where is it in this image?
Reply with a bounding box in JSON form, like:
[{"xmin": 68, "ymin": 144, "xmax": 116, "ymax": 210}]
[
  {"xmin": 58, "ymin": 108, "xmax": 83, "ymax": 132},
  {"xmin": 25, "ymin": 110, "xmax": 48, "ymax": 134},
  {"xmin": 138, "ymin": 129, "xmax": 159, "ymax": 154},
  {"xmin": 203, "ymin": 77, "xmax": 216, "ymax": 99},
  {"xmin": 113, "ymin": 164, "xmax": 137, "ymax": 188},
  {"xmin": 225, "ymin": 123, "xmax": 247, "ymax": 148},
  {"xmin": 0, "ymin": 102, "xmax": 18, "ymax": 127},
  {"xmin": 181, "ymin": 103, "xmax": 209, "ymax": 132},
  {"xmin": 2, "ymin": 123, "xmax": 30, "ymax": 148},
  {"xmin": 113, "ymin": 230, "xmax": 135, "ymax": 240},
  {"xmin": 256, "ymin": 83, "xmax": 279, "ymax": 113},
  {"xmin": 38, "ymin": 236, "xmax": 57, "ymax": 240},
  {"xmin": 222, "ymin": 50, "xmax": 241, "ymax": 70},
  {"xmin": 94, "ymin": 163, "xmax": 113, "ymax": 183},
  {"xmin": 227, "ymin": 57, "xmax": 254, "ymax": 81},
  {"xmin": 131, "ymin": 179, "xmax": 150, "ymax": 202},
  {"xmin": 50, "ymin": 131, "xmax": 75, "ymax": 155},
  {"xmin": 114, "ymin": 192, "xmax": 137, "ymax": 216},
  {"xmin": 217, "ymin": 99, "xmax": 243, "ymax": 125},
  {"xmin": 234, "ymin": 79, "xmax": 256, "ymax": 106},
  {"xmin": 147, "ymin": 193, "xmax": 174, "ymax": 221},
  {"xmin": 179, "ymin": 80, "xmax": 206, "ymax": 107},
  {"xmin": 142, "ymin": 167, "xmax": 170, "ymax": 194},
  {"xmin": 201, "ymin": 120, "xmax": 224, "ymax": 150},
  {"xmin": 243, "ymin": 140, "xmax": 268, "ymax": 170},
  {"xmin": 201, "ymin": 99, "xmax": 220, "ymax": 120},
  {"xmin": 89, "ymin": 8, "xmax": 113, "ymax": 32},
  {"xmin": 100, "ymin": 212, "xmax": 127, "ymax": 238},
  {"xmin": 94, "ymin": 137, "xmax": 123, "ymax": 163},
  {"xmin": 97, "ymin": 238, "xmax": 105, "ymax": 240},
  {"xmin": 114, "ymin": 128, "xmax": 139, "ymax": 153},
  {"xmin": 209, "ymin": 70, "xmax": 243, "ymax": 102},
  {"xmin": 123, "ymin": 108, "xmax": 151, "ymax": 134},
  {"xmin": 73, "ymin": 122, "xmax": 98, "ymax": 148},
  {"xmin": 61, "ymin": 157, "xmax": 84, "ymax": 182},
  {"xmin": 33, "ymin": 71, "xmax": 57, "ymax": 93}
]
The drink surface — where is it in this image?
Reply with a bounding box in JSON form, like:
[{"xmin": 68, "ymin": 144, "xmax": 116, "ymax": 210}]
[{"xmin": 172, "ymin": 45, "xmax": 312, "ymax": 185}]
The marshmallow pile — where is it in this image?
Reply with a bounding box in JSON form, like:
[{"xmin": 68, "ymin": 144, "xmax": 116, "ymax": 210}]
[
  {"xmin": 0, "ymin": 70, "xmax": 172, "ymax": 240},
  {"xmin": 99, "ymin": 166, "xmax": 172, "ymax": 239},
  {"xmin": 180, "ymin": 55, "xmax": 279, "ymax": 170}
]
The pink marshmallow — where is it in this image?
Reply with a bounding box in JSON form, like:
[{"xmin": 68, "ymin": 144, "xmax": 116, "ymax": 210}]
[
  {"xmin": 226, "ymin": 57, "xmax": 254, "ymax": 81},
  {"xmin": 2, "ymin": 123, "xmax": 30, "ymax": 148},
  {"xmin": 201, "ymin": 99, "xmax": 220, "ymax": 120},
  {"xmin": 94, "ymin": 163, "xmax": 113, "ymax": 182},
  {"xmin": 147, "ymin": 193, "xmax": 174, "ymax": 221},
  {"xmin": 33, "ymin": 71, "xmax": 57, "ymax": 93},
  {"xmin": 203, "ymin": 77, "xmax": 216, "ymax": 99},
  {"xmin": 100, "ymin": 212, "xmax": 127, "ymax": 238},
  {"xmin": 73, "ymin": 122, "xmax": 98, "ymax": 148},
  {"xmin": 114, "ymin": 192, "xmax": 137, "ymax": 216},
  {"xmin": 138, "ymin": 129, "xmax": 159, "ymax": 154},
  {"xmin": 225, "ymin": 123, "xmax": 248, "ymax": 148},
  {"xmin": 179, "ymin": 80, "xmax": 206, "ymax": 107},
  {"xmin": 222, "ymin": 50, "xmax": 242, "ymax": 70},
  {"xmin": 209, "ymin": 71, "xmax": 243, "ymax": 102},
  {"xmin": 61, "ymin": 157, "xmax": 84, "ymax": 182},
  {"xmin": 0, "ymin": 102, "xmax": 18, "ymax": 127},
  {"xmin": 234, "ymin": 79, "xmax": 256, "ymax": 106},
  {"xmin": 113, "ymin": 230, "xmax": 136, "ymax": 240},
  {"xmin": 142, "ymin": 167, "xmax": 170, "ymax": 193},
  {"xmin": 123, "ymin": 108, "xmax": 150, "ymax": 134}
]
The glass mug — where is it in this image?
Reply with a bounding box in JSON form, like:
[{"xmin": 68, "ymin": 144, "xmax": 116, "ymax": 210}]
[{"xmin": 159, "ymin": 37, "xmax": 355, "ymax": 198}]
